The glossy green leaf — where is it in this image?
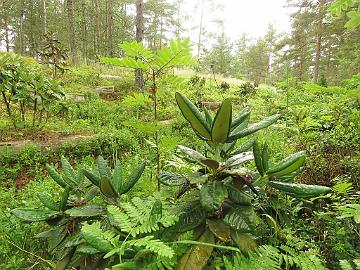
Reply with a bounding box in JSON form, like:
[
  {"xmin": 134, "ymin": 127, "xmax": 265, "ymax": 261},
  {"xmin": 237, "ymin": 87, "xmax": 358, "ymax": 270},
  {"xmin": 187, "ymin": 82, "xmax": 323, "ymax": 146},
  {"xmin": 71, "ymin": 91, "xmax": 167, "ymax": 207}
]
[
  {"xmin": 204, "ymin": 107, "xmax": 213, "ymax": 128},
  {"xmin": 11, "ymin": 208, "xmax": 61, "ymax": 222},
  {"xmin": 97, "ymin": 156, "xmax": 111, "ymax": 179},
  {"xmin": 228, "ymin": 114, "xmax": 281, "ymax": 142},
  {"xmin": 159, "ymin": 171, "xmax": 186, "ymax": 186},
  {"xmin": 268, "ymin": 181, "xmax": 332, "ymax": 198},
  {"xmin": 175, "ymin": 229, "xmax": 214, "ymax": 270},
  {"xmin": 178, "ymin": 145, "xmax": 209, "ymax": 166},
  {"xmin": 121, "ymin": 161, "xmax": 146, "ymax": 193},
  {"xmin": 207, "ymin": 219, "xmax": 231, "ymax": 242},
  {"xmin": 84, "ymin": 186, "xmax": 99, "ymax": 201},
  {"xmin": 100, "ymin": 176, "xmax": 117, "ymax": 198},
  {"xmin": 201, "ymin": 158, "xmax": 220, "ymax": 170},
  {"xmin": 211, "ymin": 99, "xmax": 232, "ymax": 143},
  {"xmin": 253, "ymin": 140, "xmax": 264, "ymax": 176},
  {"xmin": 224, "ymin": 205, "xmax": 257, "ymax": 233},
  {"xmin": 175, "ymin": 92, "xmax": 211, "ymax": 140},
  {"xmin": 65, "ymin": 205, "xmax": 106, "ymax": 217},
  {"xmin": 37, "ymin": 192, "xmax": 59, "ymax": 211},
  {"xmin": 262, "ymin": 143, "xmax": 269, "ymax": 172},
  {"xmin": 231, "ymin": 107, "xmax": 250, "ymax": 130},
  {"xmin": 46, "ymin": 164, "xmax": 67, "ymax": 188},
  {"xmin": 60, "ymin": 187, "xmax": 70, "ymax": 211},
  {"xmin": 200, "ymin": 182, "xmax": 228, "ymax": 212},
  {"xmin": 35, "ymin": 226, "xmax": 67, "ymax": 252},
  {"xmin": 227, "ymin": 185, "xmax": 252, "ymax": 205},
  {"xmin": 224, "ymin": 152, "xmax": 254, "ymax": 168},
  {"xmin": 267, "ymin": 151, "xmax": 306, "ymax": 177},
  {"xmin": 61, "ymin": 156, "xmax": 77, "ymax": 185},
  {"xmin": 113, "ymin": 160, "xmax": 122, "ymax": 195},
  {"xmin": 173, "ymin": 202, "xmax": 206, "ymax": 233},
  {"xmin": 83, "ymin": 169, "xmax": 100, "ymax": 187},
  {"xmin": 230, "ymin": 231, "xmax": 256, "ymax": 253},
  {"xmin": 276, "ymin": 167, "xmax": 304, "ymax": 182}
]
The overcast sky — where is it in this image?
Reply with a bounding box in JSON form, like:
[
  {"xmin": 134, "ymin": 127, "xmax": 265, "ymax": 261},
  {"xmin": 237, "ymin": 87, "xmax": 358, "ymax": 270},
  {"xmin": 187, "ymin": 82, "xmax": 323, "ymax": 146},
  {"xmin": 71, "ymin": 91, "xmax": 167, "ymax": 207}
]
[{"xmin": 181, "ymin": 0, "xmax": 292, "ymax": 42}]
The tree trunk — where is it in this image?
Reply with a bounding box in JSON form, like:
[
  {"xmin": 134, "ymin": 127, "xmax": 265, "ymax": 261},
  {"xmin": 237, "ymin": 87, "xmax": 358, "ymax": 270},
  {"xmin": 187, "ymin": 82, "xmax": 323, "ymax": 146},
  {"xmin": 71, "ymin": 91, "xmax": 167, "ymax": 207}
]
[
  {"xmin": 19, "ymin": 4, "xmax": 25, "ymax": 54},
  {"xmin": 313, "ymin": 0, "xmax": 325, "ymax": 83},
  {"xmin": 135, "ymin": 0, "xmax": 145, "ymax": 91},
  {"xmin": 326, "ymin": 31, "xmax": 332, "ymax": 78},
  {"xmin": 160, "ymin": 15, "xmax": 163, "ymax": 48},
  {"xmin": 197, "ymin": 0, "xmax": 205, "ymax": 59},
  {"xmin": 82, "ymin": 0, "xmax": 88, "ymax": 62},
  {"xmin": 29, "ymin": 0, "xmax": 37, "ymax": 57},
  {"xmin": 40, "ymin": 0, "xmax": 47, "ymax": 36},
  {"xmin": 93, "ymin": 0, "xmax": 100, "ymax": 57},
  {"xmin": 106, "ymin": 0, "xmax": 113, "ymax": 56},
  {"xmin": 3, "ymin": 16, "xmax": 10, "ymax": 52},
  {"xmin": 67, "ymin": 0, "xmax": 77, "ymax": 63}
]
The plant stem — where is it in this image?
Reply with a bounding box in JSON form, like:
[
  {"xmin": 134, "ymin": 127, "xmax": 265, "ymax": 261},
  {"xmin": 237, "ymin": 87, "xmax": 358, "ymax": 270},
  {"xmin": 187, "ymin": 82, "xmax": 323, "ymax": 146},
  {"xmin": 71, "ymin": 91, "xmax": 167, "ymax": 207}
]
[
  {"xmin": 4, "ymin": 238, "xmax": 55, "ymax": 267},
  {"xmin": 152, "ymin": 69, "xmax": 161, "ymax": 191},
  {"xmin": 1, "ymin": 91, "xmax": 17, "ymax": 129},
  {"xmin": 172, "ymin": 240, "xmax": 241, "ymax": 252}
]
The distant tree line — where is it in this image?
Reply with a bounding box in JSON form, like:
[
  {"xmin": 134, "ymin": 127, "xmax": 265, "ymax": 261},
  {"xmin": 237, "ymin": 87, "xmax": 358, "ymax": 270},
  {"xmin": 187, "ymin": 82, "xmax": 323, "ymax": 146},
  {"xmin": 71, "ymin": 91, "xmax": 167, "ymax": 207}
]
[
  {"xmin": 201, "ymin": 0, "xmax": 360, "ymax": 84},
  {"xmin": 0, "ymin": 0, "xmax": 185, "ymax": 63},
  {"xmin": 1, "ymin": 0, "xmax": 359, "ymax": 84}
]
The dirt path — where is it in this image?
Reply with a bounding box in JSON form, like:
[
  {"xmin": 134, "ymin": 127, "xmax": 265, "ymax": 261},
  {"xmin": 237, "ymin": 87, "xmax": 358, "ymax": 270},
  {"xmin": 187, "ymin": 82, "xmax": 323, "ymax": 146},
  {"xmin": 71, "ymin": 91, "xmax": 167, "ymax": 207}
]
[{"xmin": 0, "ymin": 133, "xmax": 96, "ymax": 151}]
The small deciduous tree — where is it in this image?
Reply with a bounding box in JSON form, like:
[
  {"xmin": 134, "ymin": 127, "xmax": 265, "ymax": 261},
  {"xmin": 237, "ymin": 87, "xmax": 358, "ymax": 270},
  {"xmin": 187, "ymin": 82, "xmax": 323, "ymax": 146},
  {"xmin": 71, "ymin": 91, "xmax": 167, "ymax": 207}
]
[
  {"xmin": 102, "ymin": 38, "xmax": 196, "ymax": 190},
  {"xmin": 0, "ymin": 52, "xmax": 64, "ymax": 129}
]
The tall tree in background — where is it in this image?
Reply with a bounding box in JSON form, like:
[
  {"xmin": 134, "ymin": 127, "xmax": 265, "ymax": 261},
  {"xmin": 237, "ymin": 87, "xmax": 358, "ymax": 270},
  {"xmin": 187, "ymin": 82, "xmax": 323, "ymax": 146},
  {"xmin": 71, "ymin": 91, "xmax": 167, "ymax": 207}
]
[
  {"xmin": 40, "ymin": 0, "xmax": 47, "ymax": 36},
  {"xmin": 105, "ymin": 0, "xmax": 113, "ymax": 56},
  {"xmin": 197, "ymin": 0, "xmax": 205, "ymax": 58},
  {"xmin": 313, "ymin": 0, "xmax": 326, "ymax": 82},
  {"xmin": 67, "ymin": 0, "xmax": 77, "ymax": 63},
  {"xmin": 264, "ymin": 24, "xmax": 279, "ymax": 83},
  {"xmin": 135, "ymin": 0, "xmax": 145, "ymax": 91},
  {"xmin": 81, "ymin": 0, "xmax": 88, "ymax": 62},
  {"xmin": 1, "ymin": 0, "xmax": 12, "ymax": 52},
  {"xmin": 144, "ymin": 0, "xmax": 179, "ymax": 49},
  {"xmin": 93, "ymin": 0, "xmax": 100, "ymax": 57}
]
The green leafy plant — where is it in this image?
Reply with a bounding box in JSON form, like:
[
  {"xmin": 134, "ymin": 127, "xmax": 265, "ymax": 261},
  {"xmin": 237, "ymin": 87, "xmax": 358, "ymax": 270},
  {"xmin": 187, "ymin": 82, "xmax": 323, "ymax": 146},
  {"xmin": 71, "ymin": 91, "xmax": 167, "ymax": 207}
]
[
  {"xmin": 0, "ymin": 52, "xmax": 64, "ymax": 129},
  {"xmin": 239, "ymin": 81, "xmax": 257, "ymax": 95},
  {"xmin": 81, "ymin": 195, "xmax": 181, "ymax": 269},
  {"xmin": 158, "ymin": 93, "xmax": 332, "ymax": 269},
  {"xmin": 11, "ymin": 155, "xmax": 146, "ymax": 270},
  {"xmin": 339, "ymin": 259, "xmax": 360, "ymax": 270},
  {"xmin": 223, "ymin": 244, "xmax": 327, "ymax": 270},
  {"xmin": 38, "ymin": 32, "xmax": 68, "ymax": 78},
  {"xmin": 328, "ymin": 0, "xmax": 360, "ymax": 29},
  {"xmin": 102, "ymin": 38, "xmax": 196, "ymax": 190},
  {"xmin": 82, "ymin": 156, "xmax": 146, "ymax": 199}
]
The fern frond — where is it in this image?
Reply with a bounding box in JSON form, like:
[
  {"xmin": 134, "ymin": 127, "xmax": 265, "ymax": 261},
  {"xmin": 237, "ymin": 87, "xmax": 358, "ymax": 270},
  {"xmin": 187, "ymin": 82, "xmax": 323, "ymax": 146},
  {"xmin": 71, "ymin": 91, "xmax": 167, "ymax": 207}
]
[
  {"xmin": 108, "ymin": 196, "xmax": 178, "ymax": 237},
  {"xmin": 122, "ymin": 197, "xmax": 149, "ymax": 224},
  {"xmin": 81, "ymin": 221, "xmax": 115, "ymax": 253},
  {"xmin": 340, "ymin": 260, "xmax": 354, "ymax": 270},
  {"xmin": 128, "ymin": 236, "xmax": 174, "ymax": 258},
  {"xmin": 340, "ymin": 259, "xmax": 360, "ymax": 270},
  {"xmin": 107, "ymin": 205, "xmax": 133, "ymax": 233},
  {"xmin": 224, "ymin": 245, "xmax": 281, "ymax": 270},
  {"xmin": 155, "ymin": 38, "xmax": 195, "ymax": 71}
]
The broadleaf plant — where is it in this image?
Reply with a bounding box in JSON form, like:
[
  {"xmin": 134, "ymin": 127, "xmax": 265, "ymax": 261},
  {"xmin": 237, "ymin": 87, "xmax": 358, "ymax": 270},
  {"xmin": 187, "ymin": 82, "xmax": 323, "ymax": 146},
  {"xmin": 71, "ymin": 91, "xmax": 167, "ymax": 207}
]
[
  {"xmin": 159, "ymin": 93, "xmax": 332, "ymax": 269},
  {"xmin": 11, "ymin": 155, "xmax": 146, "ymax": 270},
  {"xmin": 102, "ymin": 38, "xmax": 196, "ymax": 190}
]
